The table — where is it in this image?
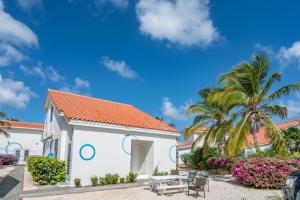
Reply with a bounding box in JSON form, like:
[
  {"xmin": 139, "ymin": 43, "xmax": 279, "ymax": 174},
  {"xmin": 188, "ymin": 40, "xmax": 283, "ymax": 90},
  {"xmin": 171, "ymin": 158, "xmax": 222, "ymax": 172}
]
[{"xmin": 150, "ymin": 175, "xmax": 187, "ymax": 195}]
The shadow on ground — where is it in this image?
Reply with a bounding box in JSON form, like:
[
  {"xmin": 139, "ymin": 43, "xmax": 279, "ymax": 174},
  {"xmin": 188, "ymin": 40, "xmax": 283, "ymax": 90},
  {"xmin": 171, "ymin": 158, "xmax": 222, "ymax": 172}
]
[{"xmin": 0, "ymin": 175, "xmax": 20, "ymax": 198}]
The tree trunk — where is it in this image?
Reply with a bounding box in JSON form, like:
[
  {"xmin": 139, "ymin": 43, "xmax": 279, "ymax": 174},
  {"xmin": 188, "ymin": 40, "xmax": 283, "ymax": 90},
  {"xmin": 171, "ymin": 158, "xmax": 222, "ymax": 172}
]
[{"xmin": 252, "ymin": 132, "xmax": 261, "ymax": 153}]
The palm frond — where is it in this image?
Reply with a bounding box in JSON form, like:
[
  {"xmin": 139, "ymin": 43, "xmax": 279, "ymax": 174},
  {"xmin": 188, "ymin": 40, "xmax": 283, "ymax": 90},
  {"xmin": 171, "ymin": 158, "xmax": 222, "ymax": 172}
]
[
  {"xmin": 261, "ymin": 104, "xmax": 287, "ymax": 119},
  {"xmin": 226, "ymin": 115, "xmax": 250, "ymax": 157},
  {"xmin": 263, "ymin": 116, "xmax": 287, "ymax": 156},
  {"xmin": 267, "ymin": 82, "xmax": 300, "ymax": 101}
]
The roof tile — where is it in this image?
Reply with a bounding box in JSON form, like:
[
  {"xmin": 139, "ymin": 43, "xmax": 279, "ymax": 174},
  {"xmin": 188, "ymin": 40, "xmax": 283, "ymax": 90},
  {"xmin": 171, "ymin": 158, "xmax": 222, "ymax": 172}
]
[{"xmin": 48, "ymin": 89, "xmax": 179, "ymax": 133}]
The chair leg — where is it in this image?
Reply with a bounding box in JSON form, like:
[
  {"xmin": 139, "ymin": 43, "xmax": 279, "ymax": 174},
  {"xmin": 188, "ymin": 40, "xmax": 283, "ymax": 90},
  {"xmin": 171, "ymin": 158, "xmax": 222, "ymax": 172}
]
[
  {"xmin": 207, "ymin": 180, "xmax": 209, "ymax": 192},
  {"xmin": 196, "ymin": 191, "xmax": 198, "ymax": 199},
  {"xmin": 204, "ymin": 190, "xmax": 205, "ymax": 198}
]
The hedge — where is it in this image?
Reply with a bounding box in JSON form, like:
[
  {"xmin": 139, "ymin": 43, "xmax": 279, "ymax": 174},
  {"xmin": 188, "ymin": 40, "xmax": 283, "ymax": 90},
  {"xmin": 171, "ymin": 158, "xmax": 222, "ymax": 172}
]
[
  {"xmin": 27, "ymin": 156, "xmax": 66, "ymax": 185},
  {"xmin": 232, "ymin": 157, "xmax": 300, "ymax": 189}
]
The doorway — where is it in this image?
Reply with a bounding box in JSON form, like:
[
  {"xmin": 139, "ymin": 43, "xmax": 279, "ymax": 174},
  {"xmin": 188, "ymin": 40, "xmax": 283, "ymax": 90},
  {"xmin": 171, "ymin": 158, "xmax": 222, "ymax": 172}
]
[{"xmin": 130, "ymin": 140, "xmax": 154, "ymax": 175}]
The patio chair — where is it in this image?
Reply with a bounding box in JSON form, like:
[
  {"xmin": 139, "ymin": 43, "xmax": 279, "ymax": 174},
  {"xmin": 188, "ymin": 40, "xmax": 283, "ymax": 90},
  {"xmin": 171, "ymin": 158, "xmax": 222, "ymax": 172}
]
[
  {"xmin": 188, "ymin": 177, "xmax": 206, "ymax": 198},
  {"xmin": 183, "ymin": 170, "xmax": 196, "ymax": 186},
  {"xmin": 199, "ymin": 171, "xmax": 209, "ymax": 192}
]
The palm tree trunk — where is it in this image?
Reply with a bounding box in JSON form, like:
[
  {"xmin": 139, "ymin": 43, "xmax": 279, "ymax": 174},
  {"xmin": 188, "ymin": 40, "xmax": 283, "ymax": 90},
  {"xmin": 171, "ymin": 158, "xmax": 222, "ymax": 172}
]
[{"xmin": 252, "ymin": 132, "xmax": 261, "ymax": 153}]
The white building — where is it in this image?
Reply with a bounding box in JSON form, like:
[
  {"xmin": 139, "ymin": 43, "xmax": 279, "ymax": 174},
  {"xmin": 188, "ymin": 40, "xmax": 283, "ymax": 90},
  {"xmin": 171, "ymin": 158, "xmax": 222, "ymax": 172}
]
[
  {"xmin": 177, "ymin": 120, "xmax": 300, "ymax": 159},
  {"xmin": 243, "ymin": 120, "xmax": 300, "ymax": 156},
  {"xmin": 0, "ymin": 121, "xmax": 44, "ymax": 164},
  {"xmin": 43, "ymin": 89, "xmax": 179, "ymax": 186},
  {"xmin": 177, "ymin": 128, "xmax": 207, "ymax": 165}
]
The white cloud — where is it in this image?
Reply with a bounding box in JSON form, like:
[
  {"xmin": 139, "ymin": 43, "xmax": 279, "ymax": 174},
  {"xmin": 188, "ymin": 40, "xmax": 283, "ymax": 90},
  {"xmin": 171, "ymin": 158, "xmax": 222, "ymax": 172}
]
[
  {"xmin": 136, "ymin": 0, "xmax": 219, "ymax": 47},
  {"xmin": 20, "ymin": 62, "xmax": 64, "ymax": 83},
  {"xmin": 19, "ymin": 62, "xmax": 45, "ymax": 79},
  {"xmin": 281, "ymin": 94, "xmax": 300, "ymax": 118},
  {"xmin": 102, "ymin": 56, "xmax": 138, "ymax": 79},
  {"xmin": 0, "ymin": 74, "xmax": 35, "ymax": 108},
  {"xmin": 47, "ymin": 66, "xmax": 65, "ymax": 83},
  {"xmin": 277, "ymin": 41, "xmax": 300, "ymax": 68},
  {"xmin": 0, "ymin": 0, "xmax": 38, "ymax": 47},
  {"xmin": 162, "ymin": 98, "xmax": 190, "ymax": 121},
  {"xmin": 0, "ymin": 43, "xmax": 25, "ymax": 67},
  {"xmin": 74, "ymin": 77, "xmax": 90, "ymax": 89},
  {"xmin": 59, "ymin": 78, "xmax": 90, "ymax": 95},
  {"xmin": 17, "ymin": 0, "xmax": 43, "ymax": 13}
]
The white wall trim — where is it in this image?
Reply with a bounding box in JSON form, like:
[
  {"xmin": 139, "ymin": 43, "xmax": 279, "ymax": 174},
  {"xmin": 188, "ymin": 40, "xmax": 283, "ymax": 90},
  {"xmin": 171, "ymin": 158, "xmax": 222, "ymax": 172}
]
[{"xmin": 68, "ymin": 120, "xmax": 179, "ymax": 137}]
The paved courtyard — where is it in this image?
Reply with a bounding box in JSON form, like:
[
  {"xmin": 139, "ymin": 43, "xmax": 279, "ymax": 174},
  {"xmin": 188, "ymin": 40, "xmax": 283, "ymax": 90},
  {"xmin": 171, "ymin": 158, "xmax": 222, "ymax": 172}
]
[
  {"xmin": 0, "ymin": 166, "xmax": 23, "ymax": 200},
  {"xmin": 23, "ymin": 176, "xmax": 283, "ymax": 200}
]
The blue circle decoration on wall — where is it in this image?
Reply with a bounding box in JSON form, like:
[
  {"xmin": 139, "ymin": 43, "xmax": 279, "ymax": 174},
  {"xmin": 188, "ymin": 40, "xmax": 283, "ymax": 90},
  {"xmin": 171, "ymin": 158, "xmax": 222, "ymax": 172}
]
[
  {"xmin": 6, "ymin": 142, "xmax": 22, "ymax": 154},
  {"xmin": 169, "ymin": 145, "xmax": 176, "ymax": 163},
  {"xmin": 122, "ymin": 134, "xmax": 137, "ymax": 155},
  {"xmin": 79, "ymin": 144, "xmax": 96, "ymax": 161}
]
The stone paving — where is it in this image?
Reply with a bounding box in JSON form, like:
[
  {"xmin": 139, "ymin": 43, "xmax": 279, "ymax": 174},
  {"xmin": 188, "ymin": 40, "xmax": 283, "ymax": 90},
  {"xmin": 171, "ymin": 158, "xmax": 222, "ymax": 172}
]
[{"xmin": 0, "ymin": 166, "xmax": 24, "ymax": 200}]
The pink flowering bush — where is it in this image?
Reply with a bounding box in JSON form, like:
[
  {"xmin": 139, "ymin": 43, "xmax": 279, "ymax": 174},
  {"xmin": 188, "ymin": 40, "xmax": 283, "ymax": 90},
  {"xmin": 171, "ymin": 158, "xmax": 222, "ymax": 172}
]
[
  {"xmin": 0, "ymin": 154, "xmax": 17, "ymax": 165},
  {"xmin": 232, "ymin": 157, "xmax": 300, "ymax": 189},
  {"xmin": 207, "ymin": 157, "xmax": 235, "ymax": 175}
]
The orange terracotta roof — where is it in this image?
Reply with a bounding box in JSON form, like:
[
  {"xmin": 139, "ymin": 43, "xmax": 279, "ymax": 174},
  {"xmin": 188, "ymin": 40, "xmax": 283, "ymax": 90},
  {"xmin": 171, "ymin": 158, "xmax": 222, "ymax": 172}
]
[
  {"xmin": 177, "ymin": 137, "xmax": 194, "ymax": 149},
  {"xmin": 245, "ymin": 120, "xmax": 300, "ymax": 148},
  {"xmin": 4, "ymin": 121, "xmax": 44, "ymax": 130},
  {"xmin": 47, "ymin": 89, "xmax": 179, "ymax": 133}
]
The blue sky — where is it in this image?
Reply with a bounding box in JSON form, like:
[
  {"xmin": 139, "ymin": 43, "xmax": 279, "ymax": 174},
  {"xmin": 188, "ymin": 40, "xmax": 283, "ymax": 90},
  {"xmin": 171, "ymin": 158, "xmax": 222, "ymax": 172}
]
[{"xmin": 0, "ymin": 0, "xmax": 300, "ymax": 132}]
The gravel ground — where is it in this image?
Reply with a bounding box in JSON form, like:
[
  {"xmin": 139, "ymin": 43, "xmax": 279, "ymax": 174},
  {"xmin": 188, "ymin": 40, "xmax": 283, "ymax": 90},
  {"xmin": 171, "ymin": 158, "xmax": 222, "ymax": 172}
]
[{"xmin": 24, "ymin": 176, "xmax": 283, "ymax": 200}]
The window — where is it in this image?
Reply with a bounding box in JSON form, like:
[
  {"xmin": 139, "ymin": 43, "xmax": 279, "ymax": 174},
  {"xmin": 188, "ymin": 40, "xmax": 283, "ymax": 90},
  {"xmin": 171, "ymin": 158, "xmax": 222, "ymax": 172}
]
[
  {"xmin": 67, "ymin": 143, "xmax": 72, "ymax": 176},
  {"xmin": 15, "ymin": 149, "xmax": 20, "ymax": 162},
  {"xmin": 24, "ymin": 150, "xmax": 29, "ymax": 161},
  {"xmin": 54, "ymin": 139, "xmax": 59, "ymax": 158},
  {"xmin": 50, "ymin": 106, "xmax": 54, "ymax": 122}
]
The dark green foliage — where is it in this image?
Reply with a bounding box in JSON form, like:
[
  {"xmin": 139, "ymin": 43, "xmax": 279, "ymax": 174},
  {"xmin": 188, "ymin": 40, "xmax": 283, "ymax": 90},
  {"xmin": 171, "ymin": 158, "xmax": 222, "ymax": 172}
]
[
  {"xmin": 126, "ymin": 172, "xmax": 138, "ymax": 183},
  {"xmin": 74, "ymin": 178, "xmax": 81, "ymax": 187},
  {"xmin": 119, "ymin": 177, "xmax": 125, "ymax": 183},
  {"xmin": 191, "ymin": 147, "xmax": 221, "ymax": 169},
  {"xmin": 27, "ymin": 156, "xmax": 66, "ymax": 185},
  {"xmin": 90, "ymin": 175, "xmax": 98, "ymax": 186},
  {"xmin": 282, "ymin": 127, "xmax": 300, "ymax": 153},
  {"xmin": 180, "ymin": 153, "xmax": 192, "ymax": 166}
]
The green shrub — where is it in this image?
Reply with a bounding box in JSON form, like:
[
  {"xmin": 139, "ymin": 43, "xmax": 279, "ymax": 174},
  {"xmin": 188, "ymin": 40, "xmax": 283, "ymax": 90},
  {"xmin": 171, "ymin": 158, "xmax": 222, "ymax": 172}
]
[
  {"xmin": 27, "ymin": 156, "xmax": 43, "ymax": 172},
  {"xmin": 126, "ymin": 172, "xmax": 138, "ymax": 183},
  {"xmin": 119, "ymin": 177, "xmax": 125, "ymax": 183},
  {"xmin": 180, "ymin": 153, "xmax": 192, "ymax": 166},
  {"xmin": 99, "ymin": 177, "xmax": 105, "ymax": 185},
  {"xmin": 291, "ymin": 152, "xmax": 300, "ymax": 160},
  {"xmin": 247, "ymin": 149, "xmax": 276, "ymax": 158},
  {"xmin": 152, "ymin": 166, "xmax": 169, "ymax": 176},
  {"xmin": 74, "ymin": 178, "xmax": 81, "ymax": 187},
  {"xmin": 27, "ymin": 156, "xmax": 66, "ymax": 185},
  {"xmin": 90, "ymin": 175, "xmax": 98, "ymax": 186},
  {"xmin": 191, "ymin": 147, "xmax": 221, "ymax": 169},
  {"xmin": 104, "ymin": 173, "xmax": 119, "ymax": 184}
]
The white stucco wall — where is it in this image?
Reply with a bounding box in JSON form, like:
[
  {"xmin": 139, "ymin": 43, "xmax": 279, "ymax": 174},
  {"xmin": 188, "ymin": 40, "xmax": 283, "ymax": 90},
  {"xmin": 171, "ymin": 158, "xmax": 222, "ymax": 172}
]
[
  {"xmin": 43, "ymin": 99, "xmax": 70, "ymax": 160},
  {"xmin": 0, "ymin": 127, "xmax": 43, "ymax": 164},
  {"xmin": 69, "ymin": 125, "xmax": 177, "ymax": 186}
]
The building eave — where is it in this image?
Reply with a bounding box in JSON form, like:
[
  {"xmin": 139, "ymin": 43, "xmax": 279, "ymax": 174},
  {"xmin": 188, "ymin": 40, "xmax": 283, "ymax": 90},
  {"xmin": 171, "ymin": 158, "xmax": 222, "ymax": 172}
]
[{"xmin": 68, "ymin": 119, "xmax": 180, "ymax": 137}]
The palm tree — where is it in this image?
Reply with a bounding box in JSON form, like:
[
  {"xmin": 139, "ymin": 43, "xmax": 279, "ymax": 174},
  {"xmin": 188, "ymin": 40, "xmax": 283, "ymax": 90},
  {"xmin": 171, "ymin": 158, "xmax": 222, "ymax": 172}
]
[
  {"xmin": 0, "ymin": 112, "xmax": 10, "ymax": 137},
  {"xmin": 209, "ymin": 53, "xmax": 300, "ymax": 156},
  {"xmin": 184, "ymin": 88, "xmax": 233, "ymax": 155}
]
